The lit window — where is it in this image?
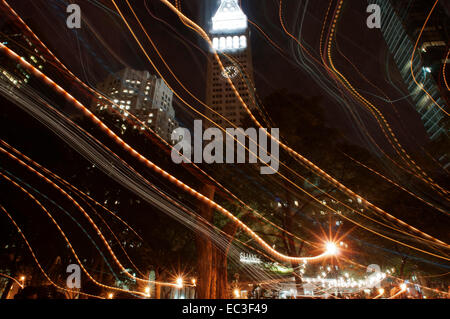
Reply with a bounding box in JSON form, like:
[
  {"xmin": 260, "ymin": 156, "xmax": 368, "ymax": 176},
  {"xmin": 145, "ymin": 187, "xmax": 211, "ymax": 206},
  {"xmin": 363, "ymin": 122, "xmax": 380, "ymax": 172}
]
[
  {"xmin": 240, "ymin": 36, "xmax": 247, "ymax": 49},
  {"xmin": 233, "ymin": 36, "xmax": 239, "ymax": 49},
  {"xmin": 219, "ymin": 37, "xmax": 226, "ymax": 50},
  {"xmin": 213, "ymin": 37, "xmax": 219, "ymax": 50},
  {"xmin": 226, "ymin": 36, "xmax": 233, "ymax": 49}
]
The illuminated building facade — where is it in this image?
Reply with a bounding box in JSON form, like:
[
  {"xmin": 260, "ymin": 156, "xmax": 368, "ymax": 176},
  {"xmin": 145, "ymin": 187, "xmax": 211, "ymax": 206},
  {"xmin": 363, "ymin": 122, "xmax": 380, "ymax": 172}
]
[
  {"xmin": 372, "ymin": 0, "xmax": 449, "ymax": 140},
  {"xmin": 0, "ymin": 20, "xmax": 46, "ymax": 88},
  {"xmin": 94, "ymin": 68, "xmax": 178, "ymax": 143},
  {"xmin": 205, "ymin": 0, "xmax": 256, "ymax": 127}
]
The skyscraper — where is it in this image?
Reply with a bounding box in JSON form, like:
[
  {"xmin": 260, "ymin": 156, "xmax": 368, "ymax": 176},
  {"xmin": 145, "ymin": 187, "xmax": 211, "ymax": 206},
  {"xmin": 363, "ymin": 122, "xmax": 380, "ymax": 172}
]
[
  {"xmin": 372, "ymin": 0, "xmax": 448, "ymax": 140},
  {"xmin": 94, "ymin": 68, "xmax": 178, "ymax": 143},
  {"xmin": 205, "ymin": 0, "xmax": 256, "ymax": 128}
]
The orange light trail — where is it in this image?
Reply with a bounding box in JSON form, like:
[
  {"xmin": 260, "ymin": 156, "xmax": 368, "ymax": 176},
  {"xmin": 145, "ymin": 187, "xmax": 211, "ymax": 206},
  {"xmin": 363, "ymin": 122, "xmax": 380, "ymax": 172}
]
[
  {"xmin": 0, "ymin": 273, "xmax": 23, "ymax": 289},
  {"xmin": 443, "ymin": 49, "xmax": 450, "ymax": 91}
]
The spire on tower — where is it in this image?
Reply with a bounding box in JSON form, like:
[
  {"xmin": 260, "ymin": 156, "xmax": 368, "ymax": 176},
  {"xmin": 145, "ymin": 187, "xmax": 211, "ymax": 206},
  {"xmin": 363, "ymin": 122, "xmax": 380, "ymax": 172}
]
[{"xmin": 211, "ymin": 0, "xmax": 248, "ymax": 33}]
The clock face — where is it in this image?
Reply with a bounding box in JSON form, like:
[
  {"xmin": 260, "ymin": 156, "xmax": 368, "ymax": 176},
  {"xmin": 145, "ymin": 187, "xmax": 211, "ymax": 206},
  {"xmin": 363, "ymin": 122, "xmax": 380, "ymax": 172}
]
[{"xmin": 221, "ymin": 65, "xmax": 239, "ymax": 79}]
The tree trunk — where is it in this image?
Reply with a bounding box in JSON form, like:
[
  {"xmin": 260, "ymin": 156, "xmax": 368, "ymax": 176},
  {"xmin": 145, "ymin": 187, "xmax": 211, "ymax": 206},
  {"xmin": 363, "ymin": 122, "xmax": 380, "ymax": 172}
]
[
  {"xmin": 155, "ymin": 268, "xmax": 161, "ymax": 299},
  {"xmin": 215, "ymin": 248, "xmax": 227, "ymax": 298},
  {"xmin": 399, "ymin": 257, "xmax": 408, "ymax": 279},
  {"xmin": 195, "ymin": 184, "xmax": 215, "ymax": 299},
  {"xmin": 1, "ymin": 252, "xmax": 17, "ymax": 299},
  {"xmin": 214, "ymin": 218, "xmax": 239, "ymax": 299},
  {"xmin": 195, "ymin": 184, "xmax": 239, "ymax": 299},
  {"xmin": 282, "ymin": 194, "xmax": 304, "ymax": 296}
]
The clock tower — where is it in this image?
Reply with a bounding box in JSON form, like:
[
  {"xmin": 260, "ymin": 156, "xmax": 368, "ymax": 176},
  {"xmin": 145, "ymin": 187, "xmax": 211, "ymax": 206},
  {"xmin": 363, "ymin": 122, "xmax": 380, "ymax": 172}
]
[{"xmin": 205, "ymin": 0, "xmax": 255, "ymax": 128}]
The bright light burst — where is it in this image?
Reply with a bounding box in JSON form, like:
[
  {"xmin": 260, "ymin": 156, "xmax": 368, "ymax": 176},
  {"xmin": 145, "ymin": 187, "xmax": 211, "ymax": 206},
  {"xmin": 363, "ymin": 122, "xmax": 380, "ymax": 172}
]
[{"xmin": 325, "ymin": 242, "xmax": 339, "ymax": 256}]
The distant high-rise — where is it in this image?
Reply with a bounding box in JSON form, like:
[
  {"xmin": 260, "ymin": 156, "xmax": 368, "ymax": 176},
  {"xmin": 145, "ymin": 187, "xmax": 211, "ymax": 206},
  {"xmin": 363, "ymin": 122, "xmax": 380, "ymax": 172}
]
[
  {"xmin": 0, "ymin": 20, "xmax": 46, "ymax": 87},
  {"xmin": 205, "ymin": 0, "xmax": 256, "ymax": 128},
  {"xmin": 94, "ymin": 68, "xmax": 178, "ymax": 143},
  {"xmin": 372, "ymin": 0, "xmax": 449, "ymax": 140}
]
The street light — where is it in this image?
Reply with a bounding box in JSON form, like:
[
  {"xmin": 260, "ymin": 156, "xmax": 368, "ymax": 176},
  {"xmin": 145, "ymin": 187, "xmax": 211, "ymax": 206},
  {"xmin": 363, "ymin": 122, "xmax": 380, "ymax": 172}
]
[
  {"xmin": 325, "ymin": 242, "xmax": 338, "ymax": 256},
  {"xmin": 107, "ymin": 293, "xmax": 114, "ymax": 299},
  {"xmin": 19, "ymin": 276, "xmax": 25, "ymax": 288},
  {"xmin": 176, "ymin": 277, "xmax": 183, "ymax": 288}
]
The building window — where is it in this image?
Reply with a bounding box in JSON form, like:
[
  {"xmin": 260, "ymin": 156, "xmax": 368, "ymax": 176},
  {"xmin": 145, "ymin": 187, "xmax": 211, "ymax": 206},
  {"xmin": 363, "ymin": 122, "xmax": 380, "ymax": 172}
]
[
  {"xmin": 240, "ymin": 36, "xmax": 247, "ymax": 49},
  {"xmin": 233, "ymin": 36, "xmax": 239, "ymax": 49}
]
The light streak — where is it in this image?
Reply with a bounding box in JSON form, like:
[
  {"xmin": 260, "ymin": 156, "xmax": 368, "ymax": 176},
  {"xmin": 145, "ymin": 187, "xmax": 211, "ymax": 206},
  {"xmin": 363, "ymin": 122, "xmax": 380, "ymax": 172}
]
[
  {"xmin": 373, "ymin": 288, "xmax": 384, "ymax": 299},
  {"xmin": 388, "ymin": 283, "xmax": 407, "ymax": 299},
  {"xmin": 0, "ymin": 273, "xmax": 24, "ymax": 289},
  {"xmin": 443, "ymin": 49, "xmax": 450, "ymax": 91}
]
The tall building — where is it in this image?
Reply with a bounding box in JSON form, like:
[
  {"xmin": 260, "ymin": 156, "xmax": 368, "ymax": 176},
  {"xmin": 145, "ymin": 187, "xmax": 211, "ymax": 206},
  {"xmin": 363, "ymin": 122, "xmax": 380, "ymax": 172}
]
[
  {"xmin": 94, "ymin": 68, "xmax": 178, "ymax": 143},
  {"xmin": 372, "ymin": 0, "xmax": 449, "ymax": 140},
  {"xmin": 205, "ymin": 0, "xmax": 256, "ymax": 127},
  {"xmin": 0, "ymin": 19, "xmax": 46, "ymax": 88}
]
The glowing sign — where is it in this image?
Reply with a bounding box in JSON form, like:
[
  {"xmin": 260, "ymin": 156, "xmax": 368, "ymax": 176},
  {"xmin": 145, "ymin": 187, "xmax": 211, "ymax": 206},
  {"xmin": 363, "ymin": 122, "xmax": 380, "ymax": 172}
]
[
  {"xmin": 211, "ymin": 0, "xmax": 248, "ymax": 33},
  {"xmin": 240, "ymin": 252, "xmax": 261, "ymax": 264}
]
